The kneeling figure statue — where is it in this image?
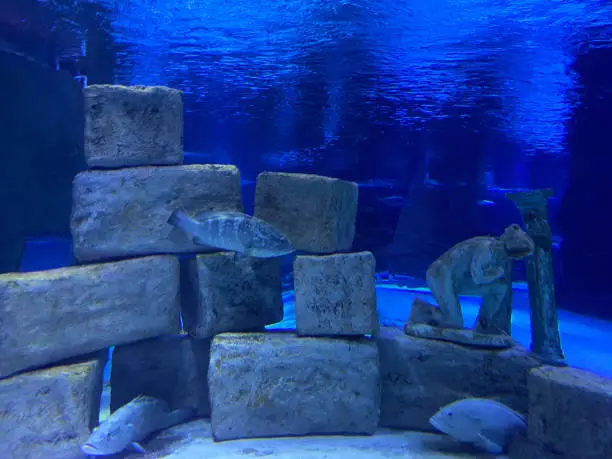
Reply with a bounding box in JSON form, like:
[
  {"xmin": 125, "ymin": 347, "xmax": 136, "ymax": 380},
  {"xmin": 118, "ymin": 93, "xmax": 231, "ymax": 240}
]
[{"xmin": 405, "ymin": 224, "xmax": 534, "ymax": 348}]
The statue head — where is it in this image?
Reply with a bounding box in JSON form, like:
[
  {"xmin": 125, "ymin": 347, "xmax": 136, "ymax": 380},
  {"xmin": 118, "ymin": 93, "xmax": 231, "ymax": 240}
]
[{"xmin": 500, "ymin": 224, "xmax": 535, "ymax": 259}]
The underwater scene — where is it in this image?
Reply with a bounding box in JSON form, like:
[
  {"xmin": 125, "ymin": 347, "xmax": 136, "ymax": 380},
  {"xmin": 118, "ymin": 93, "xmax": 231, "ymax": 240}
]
[{"xmin": 1, "ymin": 0, "xmax": 612, "ymax": 458}]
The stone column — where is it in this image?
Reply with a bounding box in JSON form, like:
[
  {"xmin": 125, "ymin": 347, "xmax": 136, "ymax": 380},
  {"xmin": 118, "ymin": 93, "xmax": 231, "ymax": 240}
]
[{"xmin": 506, "ymin": 189, "xmax": 567, "ymax": 366}]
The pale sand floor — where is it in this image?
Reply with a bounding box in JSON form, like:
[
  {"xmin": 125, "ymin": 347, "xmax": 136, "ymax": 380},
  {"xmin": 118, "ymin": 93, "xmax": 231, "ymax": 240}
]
[{"xmin": 119, "ymin": 420, "xmax": 502, "ymax": 459}]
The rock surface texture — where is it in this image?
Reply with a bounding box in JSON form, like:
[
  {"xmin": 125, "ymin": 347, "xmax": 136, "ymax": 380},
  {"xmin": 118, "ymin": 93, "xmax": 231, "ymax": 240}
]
[
  {"xmin": 0, "ymin": 360, "xmax": 103, "ymax": 459},
  {"xmin": 71, "ymin": 164, "xmax": 243, "ymax": 262},
  {"xmin": 377, "ymin": 326, "xmax": 542, "ymax": 431},
  {"xmin": 526, "ymin": 366, "xmax": 612, "ymax": 459},
  {"xmin": 294, "ymin": 252, "xmax": 379, "ymax": 336},
  {"xmin": 84, "ymin": 85, "xmax": 183, "ymax": 168},
  {"xmin": 0, "ymin": 256, "xmax": 181, "ymax": 379},
  {"xmin": 181, "ymin": 253, "xmax": 283, "ymax": 338},
  {"xmin": 254, "ymin": 172, "xmax": 358, "ymax": 253},
  {"xmin": 209, "ymin": 332, "xmax": 380, "ymax": 441},
  {"xmin": 111, "ymin": 334, "xmax": 211, "ymax": 417}
]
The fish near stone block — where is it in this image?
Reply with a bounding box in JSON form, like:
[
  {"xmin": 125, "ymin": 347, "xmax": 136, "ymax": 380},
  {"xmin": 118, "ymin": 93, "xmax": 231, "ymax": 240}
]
[
  {"xmin": 254, "ymin": 172, "xmax": 358, "ymax": 253},
  {"xmin": 377, "ymin": 326, "xmax": 542, "ymax": 431},
  {"xmin": 209, "ymin": 332, "xmax": 381, "ymax": 441},
  {"xmin": 181, "ymin": 252, "xmax": 283, "ymax": 339},
  {"xmin": 84, "ymin": 84, "xmax": 183, "ymax": 168},
  {"xmin": 527, "ymin": 366, "xmax": 612, "ymax": 459},
  {"xmin": 111, "ymin": 334, "xmax": 211, "ymax": 417},
  {"xmin": 0, "ymin": 256, "xmax": 181, "ymax": 379},
  {"xmin": 0, "ymin": 359, "xmax": 103, "ymax": 459},
  {"xmin": 71, "ymin": 164, "xmax": 243, "ymax": 262},
  {"xmin": 294, "ymin": 251, "xmax": 379, "ymax": 336}
]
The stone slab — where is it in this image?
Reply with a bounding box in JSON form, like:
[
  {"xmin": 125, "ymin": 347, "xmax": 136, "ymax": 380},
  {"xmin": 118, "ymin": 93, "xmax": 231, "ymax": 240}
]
[
  {"xmin": 181, "ymin": 253, "xmax": 283, "ymax": 339},
  {"xmin": 111, "ymin": 334, "xmax": 211, "ymax": 417},
  {"xmin": 0, "ymin": 256, "xmax": 181, "ymax": 379},
  {"xmin": 84, "ymin": 84, "xmax": 183, "ymax": 168},
  {"xmin": 527, "ymin": 365, "xmax": 612, "ymax": 459},
  {"xmin": 509, "ymin": 433, "xmax": 568, "ymax": 459},
  {"xmin": 209, "ymin": 332, "xmax": 380, "ymax": 441},
  {"xmin": 71, "ymin": 164, "xmax": 243, "ymax": 262},
  {"xmin": 254, "ymin": 172, "xmax": 358, "ymax": 253},
  {"xmin": 377, "ymin": 326, "xmax": 542, "ymax": 431},
  {"xmin": 0, "ymin": 359, "xmax": 103, "ymax": 459},
  {"xmin": 294, "ymin": 252, "xmax": 379, "ymax": 336}
]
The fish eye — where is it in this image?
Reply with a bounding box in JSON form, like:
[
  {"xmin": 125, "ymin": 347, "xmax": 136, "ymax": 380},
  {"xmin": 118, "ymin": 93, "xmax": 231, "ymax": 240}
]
[{"xmin": 447, "ymin": 412, "xmax": 453, "ymax": 417}]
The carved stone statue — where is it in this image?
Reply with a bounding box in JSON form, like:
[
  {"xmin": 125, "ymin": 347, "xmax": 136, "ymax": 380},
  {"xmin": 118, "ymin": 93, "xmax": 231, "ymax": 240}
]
[{"xmin": 405, "ymin": 224, "xmax": 535, "ymax": 348}]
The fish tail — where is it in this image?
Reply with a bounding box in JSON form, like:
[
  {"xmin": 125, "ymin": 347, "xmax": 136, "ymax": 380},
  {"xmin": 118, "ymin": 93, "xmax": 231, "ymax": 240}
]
[
  {"xmin": 167, "ymin": 209, "xmax": 189, "ymax": 228},
  {"xmin": 160, "ymin": 408, "xmax": 195, "ymax": 430}
]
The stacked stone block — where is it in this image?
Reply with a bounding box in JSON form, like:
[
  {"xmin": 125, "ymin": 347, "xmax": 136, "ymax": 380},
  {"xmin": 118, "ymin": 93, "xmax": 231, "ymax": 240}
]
[
  {"xmin": 207, "ymin": 170, "xmax": 381, "ymax": 441},
  {"xmin": 509, "ymin": 366, "xmax": 612, "ymax": 459}
]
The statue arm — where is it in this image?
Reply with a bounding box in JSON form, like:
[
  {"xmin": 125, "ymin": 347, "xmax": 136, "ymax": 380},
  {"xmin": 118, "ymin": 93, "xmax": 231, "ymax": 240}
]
[{"xmin": 470, "ymin": 243, "xmax": 505, "ymax": 285}]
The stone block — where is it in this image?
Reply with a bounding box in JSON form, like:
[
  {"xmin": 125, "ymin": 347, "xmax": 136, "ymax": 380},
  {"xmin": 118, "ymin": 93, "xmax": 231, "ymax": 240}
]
[
  {"xmin": 71, "ymin": 164, "xmax": 243, "ymax": 262},
  {"xmin": 209, "ymin": 332, "xmax": 380, "ymax": 441},
  {"xmin": 84, "ymin": 85, "xmax": 183, "ymax": 168},
  {"xmin": 527, "ymin": 366, "xmax": 612, "ymax": 459},
  {"xmin": 181, "ymin": 252, "xmax": 283, "ymax": 339},
  {"xmin": 294, "ymin": 252, "xmax": 378, "ymax": 336},
  {"xmin": 0, "ymin": 256, "xmax": 181, "ymax": 379},
  {"xmin": 377, "ymin": 326, "xmax": 542, "ymax": 431},
  {"xmin": 0, "ymin": 359, "xmax": 103, "ymax": 459},
  {"xmin": 254, "ymin": 172, "xmax": 358, "ymax": 253},
  {"xmin": 509, "ymin": 433, "xmax": 568, "ymax": 459},
  {"xmin": 111, "ymin": 334, "xmax": 211, "ymax": 417}
]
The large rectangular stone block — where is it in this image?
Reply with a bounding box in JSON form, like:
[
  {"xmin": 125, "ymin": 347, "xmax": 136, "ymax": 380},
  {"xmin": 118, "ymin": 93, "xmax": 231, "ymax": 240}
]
[
  {"xmin": 181, "ymin": 253, "xmax": 283, "ymax": 338},
  {"xmin": 209, "ymin": 332, "xmax": 380, "ymax": 441},
  {"xmin": 377, "ymin": 326, "xmax": 542, "ymax": 431},
  {"xmin": 111, "ymin": 334, "xmax": 210, "ymax": 417},
  {"xmin": 0, "ymin": 256, "xmax": 181, "ymax": 379},
  {"xmin": 527, "ymin": 366, "xmax": 612, "ymax": 459},
  {"xmin": 84, "ymin": 84, "xmax": 183, "ymax": 168},
  {"xmin": 254, "ymin": 172, "xmax": 358, "ymax": 253},
  {"xmin": 71, "ymin": 164, "xmax": 243, "ymax": 262},
  {"xmin": 294, "ymin": 252, "xmax": 379, "ymax": 336},
  {"xmin": 0, "ymin": 359, "xmax": 103, "ymax": 459}
]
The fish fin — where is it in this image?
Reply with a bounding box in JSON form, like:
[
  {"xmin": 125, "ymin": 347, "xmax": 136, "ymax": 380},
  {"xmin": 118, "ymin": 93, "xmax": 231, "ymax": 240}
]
[
  {"xmin": 475, "ymin": 432, "xmax": 503, "ymax": 454},
  {"xmin": 130, "ymin": 442, "xmax": 146, "ymax": 453}
]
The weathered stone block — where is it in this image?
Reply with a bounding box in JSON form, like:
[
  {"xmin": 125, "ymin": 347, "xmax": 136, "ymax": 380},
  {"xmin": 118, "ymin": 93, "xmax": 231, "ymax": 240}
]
[
  {"xmin": 254, "ymin": 172, "xmax": 358, "ymax": 253},
  {"xmin": 509, "ymin": 433, "xmax": 568, "ymax": 459},
  {"xmin": 377, "ymin": 326, "xmax": 542, "ymax": 431},
  {"xmin": 0, "ymin": 359, "xmax": 103, "ymax": 459},
  {"xmin": 84, "ymin": 85, "xmax": 183, "ymax": 168},
  {"xmin": 111, "ymin": 334, "xmax": 211, "ymax": 417},
  {"xmin": 0, "ymin": 256, "xmax": 181, "ymax": 379},
  {"xmin": 527, "ymin": 366, "xmax": 612, "ymax": 459},
  {"xmin": 209, "ymin": 332, "xmax": 380, "ymax": 441},
  {"xmin": 71, "ymin": 164, "xmax": 243, "ymax": 262},
  {"xmin": 181, "ymin": 252, "xmax": 283, "ymax": 338},
  {"xmin": 294, "ymin": 252, "xmax": 379, "ymax": 336}
]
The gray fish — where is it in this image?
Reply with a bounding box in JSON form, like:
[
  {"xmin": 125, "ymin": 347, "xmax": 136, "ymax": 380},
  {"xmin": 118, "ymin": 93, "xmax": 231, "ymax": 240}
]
[
  {"xmin": 167, "ymin": 209, "xmax": 295, "ymax": 258},
  {"xmin": 81, "ymin": 395, "xmax": 193, "ymax": 456},
  {"xmin": 429, "ymin": 397, "xmax": 527, "ymax": 454}
]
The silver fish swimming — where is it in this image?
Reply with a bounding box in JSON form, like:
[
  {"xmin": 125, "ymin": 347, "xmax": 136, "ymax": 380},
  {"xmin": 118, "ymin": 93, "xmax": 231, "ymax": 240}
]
[
  {"xmin": 429, "ymin": 397, "xmax": 527, "ymax": 454},
  {"xmin": 80, "ymin": 395, "xmax": 193, "ymax": 456},
  {"xmin": 167, "ymin": 209, "xmax": 295, "ymax": 258}
]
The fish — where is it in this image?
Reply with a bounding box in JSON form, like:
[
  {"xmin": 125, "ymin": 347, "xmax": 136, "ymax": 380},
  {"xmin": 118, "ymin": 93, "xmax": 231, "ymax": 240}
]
[
  {"xmin": 429, "ymin": 397, "xmax": 527, "ymax": 454},
  {"xmin": 81, "ymin": 395, "xmax": 193, "ymax": 456},
  {"xmin": 167, "ymin": 209, "xmax": 295, "ymax": 258}
]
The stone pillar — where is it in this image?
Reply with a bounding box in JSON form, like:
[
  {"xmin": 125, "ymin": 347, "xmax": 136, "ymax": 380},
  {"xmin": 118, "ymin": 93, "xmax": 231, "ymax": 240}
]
[{"xmin": 506, "ymin": 189, "xmax": 566, "ymax": 366}]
